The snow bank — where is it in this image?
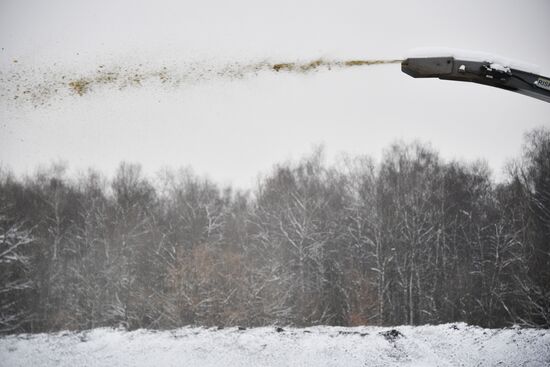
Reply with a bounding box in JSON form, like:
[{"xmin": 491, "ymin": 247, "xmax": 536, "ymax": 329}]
[
  {"xmin": 406, "ymin": 47, "xmax": 541, "ymax": 74},
  {"xmin": 1, "ymin": 323, "xmax": 549, "ymax": 367}
]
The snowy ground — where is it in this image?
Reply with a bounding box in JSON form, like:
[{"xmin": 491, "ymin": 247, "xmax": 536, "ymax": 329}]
[{"xmin": 1, "ymin": 323, "xmax": 549, "ymax": 367}]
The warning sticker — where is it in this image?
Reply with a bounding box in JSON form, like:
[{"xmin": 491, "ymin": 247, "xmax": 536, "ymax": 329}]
[{"xmin": 534, "ymin": 78, "xmax": 550, "ymax": 91}]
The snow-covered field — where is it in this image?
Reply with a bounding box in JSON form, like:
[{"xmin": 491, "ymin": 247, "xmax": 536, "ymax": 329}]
[{"xmin": 1, "ymin": 323, "xmax": 549, "ymax": 367}]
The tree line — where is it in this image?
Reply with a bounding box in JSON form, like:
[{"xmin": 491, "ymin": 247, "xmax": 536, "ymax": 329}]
[{"xmin": 1, "ymin": 128, "xmax": 549, "ymax": 333}]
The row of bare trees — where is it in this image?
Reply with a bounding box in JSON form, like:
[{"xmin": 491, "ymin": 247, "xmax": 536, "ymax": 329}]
[{"xmin": 1, "ymin": 128, "xmax": 549, "ymax": 333}]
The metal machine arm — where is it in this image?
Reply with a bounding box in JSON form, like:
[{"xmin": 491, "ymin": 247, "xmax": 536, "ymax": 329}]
[{"xmin": 402, "ymin": 57, "xmax": 550, "ymax": 103}]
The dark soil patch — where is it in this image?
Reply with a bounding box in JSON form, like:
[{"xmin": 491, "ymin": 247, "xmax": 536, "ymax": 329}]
[{"xmin": 380, "ymin": 329, "xmax": 403, "ymax": 341}]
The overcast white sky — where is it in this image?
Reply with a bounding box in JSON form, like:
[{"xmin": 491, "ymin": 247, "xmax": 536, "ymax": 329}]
[{"xmin": 1, "ymin": 0, "xmax": 549, "ymax": 188}]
